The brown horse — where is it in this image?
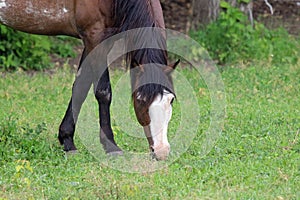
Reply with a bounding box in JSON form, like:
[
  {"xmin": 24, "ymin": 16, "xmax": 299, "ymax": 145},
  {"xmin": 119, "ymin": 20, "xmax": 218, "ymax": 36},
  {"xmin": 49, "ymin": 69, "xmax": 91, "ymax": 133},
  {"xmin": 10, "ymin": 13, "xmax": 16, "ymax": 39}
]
[{"xmin": 0, "ymin": 0, "xmax": 178, "ymax": 160}]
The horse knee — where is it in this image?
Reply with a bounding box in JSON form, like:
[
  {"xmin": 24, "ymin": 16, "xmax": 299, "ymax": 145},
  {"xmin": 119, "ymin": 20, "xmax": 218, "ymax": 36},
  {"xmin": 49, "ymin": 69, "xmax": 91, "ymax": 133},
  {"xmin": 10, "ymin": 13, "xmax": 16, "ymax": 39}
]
[{"xmin": 95, "ymin": 86, "xmax": 112, "ymax": 104}]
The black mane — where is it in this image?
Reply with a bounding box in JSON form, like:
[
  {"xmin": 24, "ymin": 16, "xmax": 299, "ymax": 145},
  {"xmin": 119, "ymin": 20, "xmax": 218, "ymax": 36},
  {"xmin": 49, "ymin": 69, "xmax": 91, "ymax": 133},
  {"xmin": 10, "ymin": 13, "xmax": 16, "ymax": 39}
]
[
  {"xmin": 112, "ymin": 0, "xmax": 154, "ymax": 33},
  {"xmin": 111, "ymin": 0, "xmax": 167, "ymax": 64},
  {"xmin": 111, "ymin": 0, "xmax": 174, "ymax": 106}
]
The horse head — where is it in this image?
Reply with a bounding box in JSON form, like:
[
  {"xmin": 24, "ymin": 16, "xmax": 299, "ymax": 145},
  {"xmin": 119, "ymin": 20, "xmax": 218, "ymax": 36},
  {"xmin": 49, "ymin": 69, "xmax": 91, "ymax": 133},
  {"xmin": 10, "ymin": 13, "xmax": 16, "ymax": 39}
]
[{"xmin": 131, "ymin": 59, "xmax": 180, "ymax": 160}]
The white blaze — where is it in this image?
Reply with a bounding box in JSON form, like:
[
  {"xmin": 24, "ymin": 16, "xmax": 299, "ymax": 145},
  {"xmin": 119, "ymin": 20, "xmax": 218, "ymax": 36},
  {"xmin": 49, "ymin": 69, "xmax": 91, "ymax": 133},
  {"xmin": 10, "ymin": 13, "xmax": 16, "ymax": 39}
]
[
  {"xmin": 0, "ymin": 0, "xmax": 6, "ymax": 9},
  {"xmin": 148, "ymin": 90, "xmax": 174, "ymax": 159}
]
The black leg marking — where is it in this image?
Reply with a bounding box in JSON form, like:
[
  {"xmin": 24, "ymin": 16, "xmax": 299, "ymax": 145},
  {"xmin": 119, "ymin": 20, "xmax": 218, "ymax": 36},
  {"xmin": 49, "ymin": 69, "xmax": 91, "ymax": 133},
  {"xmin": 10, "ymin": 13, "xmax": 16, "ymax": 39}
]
[
  {"xmin": 58, "ymin": 101, "xmax": 76, "ymax": 151},
  {"xmin": 94, "ymin": 69, "xmax": 123, "ymax": 155},
  {"xmin": 58, "ymin": 49, "xmax": 92, "ymax": 152}
]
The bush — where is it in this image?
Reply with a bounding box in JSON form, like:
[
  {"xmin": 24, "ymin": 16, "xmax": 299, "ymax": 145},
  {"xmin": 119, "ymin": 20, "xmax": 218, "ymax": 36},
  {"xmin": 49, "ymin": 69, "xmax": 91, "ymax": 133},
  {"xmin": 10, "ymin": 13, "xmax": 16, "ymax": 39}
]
[
  {"xmin": 0, "ymin": 25, "xmax": 78, "ymax": 71},
  {"xmin": 191, "ymin": 1, "xmax": 300, "ymax": 65}
]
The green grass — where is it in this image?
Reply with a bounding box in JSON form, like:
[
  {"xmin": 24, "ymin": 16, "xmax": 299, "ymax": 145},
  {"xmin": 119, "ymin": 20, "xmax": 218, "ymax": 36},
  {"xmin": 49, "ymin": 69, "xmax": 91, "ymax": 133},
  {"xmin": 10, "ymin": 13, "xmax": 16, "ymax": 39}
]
[{"xmin": 0, "ymin": 61, "xmax": 299, "ymax": 199}]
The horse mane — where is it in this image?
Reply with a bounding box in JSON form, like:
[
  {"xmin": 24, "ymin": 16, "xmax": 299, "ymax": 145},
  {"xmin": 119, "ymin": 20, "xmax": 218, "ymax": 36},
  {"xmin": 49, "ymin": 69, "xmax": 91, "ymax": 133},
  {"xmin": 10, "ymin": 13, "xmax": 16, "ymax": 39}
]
[
  {"xmin": 112, "ymin": 0, "xmax": 154, "ymax": 33},
  {"xmin": 111, "ymin": 0, "xmax": 167, "ymax": 64},
  {"xmin": 111, "ymin": 0, "xmax": 174, "ymax": 107}
]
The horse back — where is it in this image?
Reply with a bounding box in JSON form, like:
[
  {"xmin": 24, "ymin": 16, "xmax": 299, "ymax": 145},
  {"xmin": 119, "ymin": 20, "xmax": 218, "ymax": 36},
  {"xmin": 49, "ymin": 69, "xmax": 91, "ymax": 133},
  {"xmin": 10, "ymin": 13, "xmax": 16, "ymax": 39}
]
[{"xmin": 0, "ymin": 0, "xmax": 78, "ymax": 36}]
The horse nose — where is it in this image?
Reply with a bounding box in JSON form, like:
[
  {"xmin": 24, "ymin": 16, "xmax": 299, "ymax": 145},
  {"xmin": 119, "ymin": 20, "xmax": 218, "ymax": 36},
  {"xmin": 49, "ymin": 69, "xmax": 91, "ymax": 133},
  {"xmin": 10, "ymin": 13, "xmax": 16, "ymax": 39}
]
[{"xmin": 151, "ymin": 144, "xmax": 170, "ymax": 161}]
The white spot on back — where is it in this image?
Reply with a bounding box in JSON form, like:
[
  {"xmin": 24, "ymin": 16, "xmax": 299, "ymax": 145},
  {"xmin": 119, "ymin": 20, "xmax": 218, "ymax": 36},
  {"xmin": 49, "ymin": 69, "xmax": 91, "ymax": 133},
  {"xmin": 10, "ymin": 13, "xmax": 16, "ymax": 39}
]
[
  {"xmin": 0, "ymin": 0, "xmax": 7, "ymax": 24},
  {"xmin": 25, "ymin": 1, "xmax": 34, "ymax": 14},
  {"xmin": 0, "ymin": 0, "xmax": 6, "ymax": 9},
  {"xmin": 0, "ymin": 0, "xmax": 6, "ymax": 8}
]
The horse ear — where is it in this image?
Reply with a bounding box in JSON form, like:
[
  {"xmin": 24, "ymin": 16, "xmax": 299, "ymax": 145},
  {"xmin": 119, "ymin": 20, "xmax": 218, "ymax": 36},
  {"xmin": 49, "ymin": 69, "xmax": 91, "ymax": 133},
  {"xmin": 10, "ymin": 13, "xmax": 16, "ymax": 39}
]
[
  {"xmin": 164, "ymin": 59, "xmax": 180, "ymax": 74},
  {"xmin": 172, "ymin": 59, "xmax": 180, "ymax": 69},
  {"xmin": 132, "ymin": 59, "xmax": 144, "ymax": 72}
]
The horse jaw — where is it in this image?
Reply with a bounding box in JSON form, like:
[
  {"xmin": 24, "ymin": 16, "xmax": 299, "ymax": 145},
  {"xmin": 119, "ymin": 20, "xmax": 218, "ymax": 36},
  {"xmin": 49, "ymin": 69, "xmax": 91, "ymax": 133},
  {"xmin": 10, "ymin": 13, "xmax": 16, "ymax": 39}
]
[{"xmin": 147, "ymin": 90, "xmax": 174, "ymax": 160}]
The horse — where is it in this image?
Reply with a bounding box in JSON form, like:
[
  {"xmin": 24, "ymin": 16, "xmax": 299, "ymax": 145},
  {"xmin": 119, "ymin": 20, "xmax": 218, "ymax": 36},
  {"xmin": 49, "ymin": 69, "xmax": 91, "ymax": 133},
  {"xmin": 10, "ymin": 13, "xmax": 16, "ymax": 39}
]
[{"xmin": 0, "ymin": 0, "xmax": 179, "ymax": 160}]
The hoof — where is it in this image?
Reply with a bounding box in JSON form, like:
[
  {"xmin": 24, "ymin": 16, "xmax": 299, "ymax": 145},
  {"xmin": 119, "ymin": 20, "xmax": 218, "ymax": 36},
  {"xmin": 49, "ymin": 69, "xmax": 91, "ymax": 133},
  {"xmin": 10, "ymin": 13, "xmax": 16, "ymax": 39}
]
[
  {"xmin": 65, "ymin": 150, "xmax": 78, "ymax": 155},
  {"xmin": 101, "ymin": 138, "xmax": 123, "ymax": 155},
  {"xmin": 59, "ymin": 136, "xmax": 77, "ymax": 152},
  {"xmin": 107, "ymin": 150, "xmax": 123, "ymax": 156}
]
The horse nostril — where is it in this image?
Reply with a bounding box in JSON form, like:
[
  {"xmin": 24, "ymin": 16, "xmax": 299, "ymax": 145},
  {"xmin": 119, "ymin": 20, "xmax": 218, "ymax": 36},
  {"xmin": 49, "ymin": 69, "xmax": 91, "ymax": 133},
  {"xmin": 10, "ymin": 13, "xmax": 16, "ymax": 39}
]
[
  {"xmin": 150, "ymin": 146, "xmax": 158, "ymax": 160},
  {"xmin": 150, "ymin": 145, "xmax": 170, "ymax": 161},
  {"xmin": 150, "ymin": 146, "xmax": 155, "ymax": 152}
]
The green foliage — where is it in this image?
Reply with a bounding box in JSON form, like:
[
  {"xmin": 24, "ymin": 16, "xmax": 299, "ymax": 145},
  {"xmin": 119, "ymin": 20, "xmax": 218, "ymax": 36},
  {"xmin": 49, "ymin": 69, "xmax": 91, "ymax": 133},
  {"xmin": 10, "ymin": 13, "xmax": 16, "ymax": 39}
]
[
  {"xmin": 0, "ymin": 25, "xmax": 78, "ymax": 71},
  {"xmin": 50, "ymin": 35, "xmax": 78, "ymax": 58},
  {"xmin": 0, "ymin": 117, "xmax": 62, "ymax": 162},
  {"xmin": 238, "ymin": 0, "xmax": 250, "ymax": 4},
  {"xmin": 191, "ymin": 1, "xmax": 300, "ymax": 65}
]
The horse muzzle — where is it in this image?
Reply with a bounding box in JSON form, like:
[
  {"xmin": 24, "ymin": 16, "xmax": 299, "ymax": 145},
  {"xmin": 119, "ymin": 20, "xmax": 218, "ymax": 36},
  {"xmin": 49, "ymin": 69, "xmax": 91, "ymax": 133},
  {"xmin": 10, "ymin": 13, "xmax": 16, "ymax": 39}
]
[{"xmin": 150, "ymin": 144, "xmax": 170, "ymax": 161}]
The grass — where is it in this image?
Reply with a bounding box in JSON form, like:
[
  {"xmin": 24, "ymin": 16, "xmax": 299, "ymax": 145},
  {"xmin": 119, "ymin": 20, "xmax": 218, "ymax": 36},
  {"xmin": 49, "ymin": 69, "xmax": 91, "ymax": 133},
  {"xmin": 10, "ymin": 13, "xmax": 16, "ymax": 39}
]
[{"xmin": 0, "ymin": 60, "xmax": 299, "ymax": 199}]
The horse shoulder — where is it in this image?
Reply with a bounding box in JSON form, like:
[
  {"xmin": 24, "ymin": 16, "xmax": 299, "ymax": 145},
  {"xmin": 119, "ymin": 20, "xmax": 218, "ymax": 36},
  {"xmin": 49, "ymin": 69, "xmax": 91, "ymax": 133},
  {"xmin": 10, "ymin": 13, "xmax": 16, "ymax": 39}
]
[{"xmin": 74, "ymin": 0, "xmax": 113, "ymax": 47}]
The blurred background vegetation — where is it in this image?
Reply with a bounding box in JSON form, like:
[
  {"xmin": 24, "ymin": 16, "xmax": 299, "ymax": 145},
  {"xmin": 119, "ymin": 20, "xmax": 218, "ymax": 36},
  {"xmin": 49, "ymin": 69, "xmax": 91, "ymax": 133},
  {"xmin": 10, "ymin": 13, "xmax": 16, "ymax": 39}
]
[
  {"xmin": 0, "ymin": 0, "xmax": 299, "ymax": 71},
  {"xmin": 190, "ymin": 1, "xmax": 299, "ymax": 65},
  {"xmin": 0, "ymin": 26, "xmax": 79, "ymax": 71}
]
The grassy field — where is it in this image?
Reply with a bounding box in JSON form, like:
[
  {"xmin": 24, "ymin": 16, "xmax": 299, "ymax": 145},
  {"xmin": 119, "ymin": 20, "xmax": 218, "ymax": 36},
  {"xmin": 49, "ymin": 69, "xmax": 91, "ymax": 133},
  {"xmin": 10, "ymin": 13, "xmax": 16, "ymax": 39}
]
[{"xmin": 0, "ymin": 60, "xmax": 299, "ymax": 199}]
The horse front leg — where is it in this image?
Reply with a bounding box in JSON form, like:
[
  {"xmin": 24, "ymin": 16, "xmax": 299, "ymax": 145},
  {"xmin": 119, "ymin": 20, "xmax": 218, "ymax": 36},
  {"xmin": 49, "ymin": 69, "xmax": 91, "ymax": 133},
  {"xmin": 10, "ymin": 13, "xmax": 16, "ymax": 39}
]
[
  {"xmin": 58, "ymin": 49, "xmax": 92, "ymax": 152},
  {"xmin": 58, "ymin": 100, "xmax": 77, "ymax": 151},
  {"xmin": 94, "ymin": 68, "xmax": 123, "ymax": 155}
]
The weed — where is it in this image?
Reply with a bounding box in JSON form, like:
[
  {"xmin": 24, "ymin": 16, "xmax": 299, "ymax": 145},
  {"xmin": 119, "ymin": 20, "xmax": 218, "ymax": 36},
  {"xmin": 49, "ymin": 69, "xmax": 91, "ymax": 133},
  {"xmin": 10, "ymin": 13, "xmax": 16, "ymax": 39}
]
[{"xmin": 0, "ymin": 117, "xmax": 62, "ymax": 163}]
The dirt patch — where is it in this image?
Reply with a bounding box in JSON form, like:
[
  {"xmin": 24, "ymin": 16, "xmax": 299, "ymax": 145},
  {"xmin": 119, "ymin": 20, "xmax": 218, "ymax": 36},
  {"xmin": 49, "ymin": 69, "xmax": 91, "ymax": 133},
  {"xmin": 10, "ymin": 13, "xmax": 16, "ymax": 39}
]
[
  {"xmin": 161, "ymin": 0, "xmax": 300, "ymax": 35},
  {"xmin": 161, "ymin": 0, "xmax": 191, "ymax": 33},
  {"xmin": 253, "ymin": 0, "xmax": 300, "ymax": 35},
  {"xmin": 253, "ymin": 0, "xmax": 300, "ymax": 17}
]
